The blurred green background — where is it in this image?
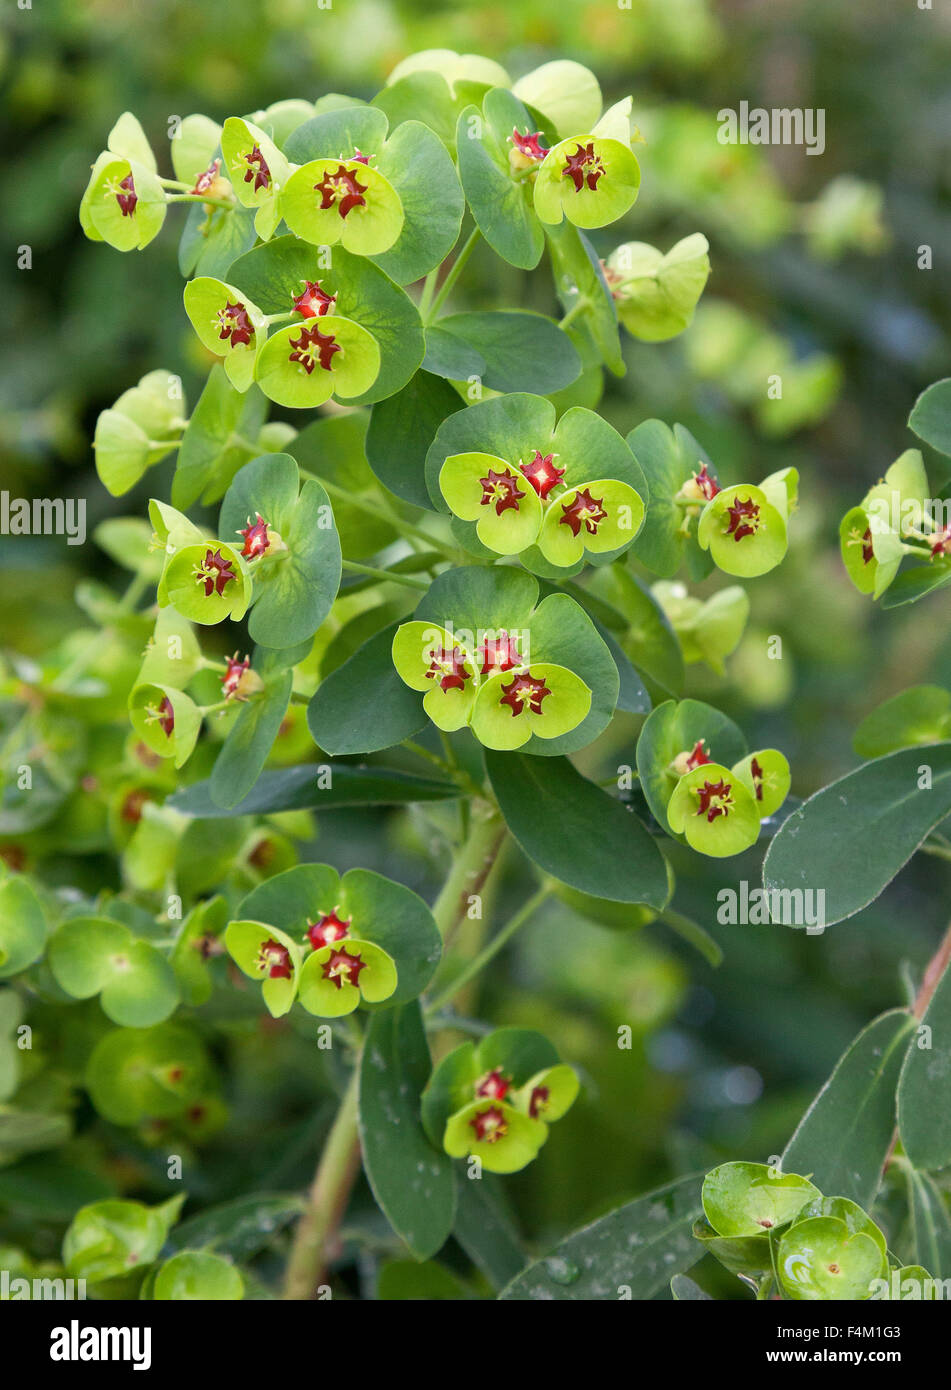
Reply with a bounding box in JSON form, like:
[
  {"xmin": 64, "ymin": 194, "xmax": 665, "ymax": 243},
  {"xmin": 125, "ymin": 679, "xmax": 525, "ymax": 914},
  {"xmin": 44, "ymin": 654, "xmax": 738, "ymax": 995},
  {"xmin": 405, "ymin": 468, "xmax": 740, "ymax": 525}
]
[{"xmin": 2, "ymin": 0, "xmax": 950, "ymax": 1293}]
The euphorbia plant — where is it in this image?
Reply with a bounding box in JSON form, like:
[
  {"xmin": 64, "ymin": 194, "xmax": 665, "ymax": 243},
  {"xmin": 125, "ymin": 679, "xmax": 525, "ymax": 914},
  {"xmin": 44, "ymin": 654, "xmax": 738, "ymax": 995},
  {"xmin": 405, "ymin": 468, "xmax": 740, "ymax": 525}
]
[{"xmin": 24, "ymin": 45, "xmax": 933, "ymax": 1309}]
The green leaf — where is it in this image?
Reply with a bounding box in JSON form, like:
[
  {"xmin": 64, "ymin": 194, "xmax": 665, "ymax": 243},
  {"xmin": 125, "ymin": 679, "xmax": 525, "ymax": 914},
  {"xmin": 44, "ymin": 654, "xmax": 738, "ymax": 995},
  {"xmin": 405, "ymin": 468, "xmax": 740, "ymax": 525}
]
[
  {"xmin": 485, "ymin": 751, "xmax": 670, "ymax": 907},
  {"xmin": 366, "ymin": 371, "xmax": 463, "ymax": 509},
  {"xmin": 453, "ymin": 1176, "xmax": 526, "ymax": 1291},
  {"xmin": 783, "ymin": 1009, "xmax": 915, "ymax": 1209},
  {"xmin": 359, "ymin": 1003, "xmax": 455, "ymax": 1259},
  {"xmin": 86, "ymin": 1023, "xmax": 209, "ymax": 1125},
  {"xmin": 0, "ymin": 1111, "xmax": 70, "ymax": 1161},
  {"xmin": 455, "ymin": 91, "xmax": 545, "ymax": 271},
  {"xmin": 898, "ymin": 959, "xmax": 951, "ymax": 1170},
  {"xmin": 49, "ymin": 916, "xmax": 181, "ymax": 1028},
  {"xmin": 178, "ymin": 203, "xmax": 257, "ymax": 281},
  {"xmin": 308, "ymin": 623, "xmax": 429, "ymax": 755},
  {"xmin": 499, "ymin": 1173, "xmax": 703, "ymax": 1299},
  {"xmin": 909, "ymin": 378, "xmax": 951, "ymax": 458},
  {"xmin": 853, "ymin": 686, "xmax": 951, "ymax": 758},
  {"xmin": 763, "ymin": 745, "xmax": 951, "ymax": 926},
  {"xmin": 671, "ymin": 1273, "xmax": 713, "ymax": 1300},
  {"xmin": 173, "ymin": 365, "xmax": 268, "ymax": 510},
  {"xmin": 423, "ymin": 311, "xmax": 581, "ymax": 395},
  {"xmin": 283, "ymin": 105, "xmax": 389, "ymax": 164},
  {"xmin": 880, "ymin": 561, "xmax": 951, "ymax": 609},
  {"xmin": 0, "ymin": 876, "xmax": 47, "ymax": 979},
  {"xmin": 627, "ymin": 420, "xmax": 715, "ymax": 579},
  {"xmin": 371, "ymin": 121, "xmax": 466, "ymax": 285},
  {"xmin": 545, "ymin": 221, "xmax": 624, "ymax": 377},
  {"xmin": 153, "ymin": 1250, "xmax": 244, "ymax": 1300},
  {"xmin": 168, "ymin": 1194, "xmax": 304, "ymax": 1261},
  {"xmin": 168, "ymin": 764, "xmax": 458, "ymax": 817},
  {"xmin": 903, "ymin": 1166, "xmax": 951, "ymax": 1278}
]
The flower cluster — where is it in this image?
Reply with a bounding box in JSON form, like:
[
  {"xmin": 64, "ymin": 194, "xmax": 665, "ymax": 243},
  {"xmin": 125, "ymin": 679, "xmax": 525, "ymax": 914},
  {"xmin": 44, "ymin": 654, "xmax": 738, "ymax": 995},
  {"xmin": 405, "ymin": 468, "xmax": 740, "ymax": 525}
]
[
  {"xmin": 676, "ymin": 461, "xmax": 797, "ymax": 579},
  {"xmin": 697, "ymin": 1162, "xmax": 934, "ymax": 1301},
  {"xmin": 839, "ymin": 448, "xmax": 935, "ymax": 600},
  {"xmin": 666, "ymin": 742, "xmax": 790, "ymax": 857}
]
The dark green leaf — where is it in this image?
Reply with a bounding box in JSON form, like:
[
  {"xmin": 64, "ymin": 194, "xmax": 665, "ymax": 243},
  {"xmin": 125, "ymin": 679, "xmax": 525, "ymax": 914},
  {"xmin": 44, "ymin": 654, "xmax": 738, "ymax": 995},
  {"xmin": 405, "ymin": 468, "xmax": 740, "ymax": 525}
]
[
  {"xmin": 308, "ymin": 623, "xmax": 428, "ymax": 755},
  {"xmin": 168, "ymin": 1194, "xmax": 304, "ymax": 1260},
  {"xmin": 454, "ymin": 1176, "xmax": 526, "ymax": 1291},
  {"xmin": 371, "ymin": 121, "xmax": 465, "ymax": 285},
  {"xmin": 424, "ymin": 311, "xmax": 581, "ymax": 395},
  {"xmin": 898, "ymin": 957, "xmax": 951, "ymax": 1170},
  {"xmin": 366, "ymin": 371, "xmax": 464, "ymax": 509},
  {"xmin": 359, "ymin": 1003, "xmax": 456, "ymax": 1260},
  {"xmin": 172, "ymin": 365, "xmax": 267, "ymax": 510},
  {"xmin": 763, "ymin": 744, "xmax": 951, "ymax": 926},
  {"xmin": 909, "ymin": 378, "xmax": 951, "ymax": 458},
  {"xmin": 903, "ymin": 1167, "xmax": 951, "ymax": 1278},
  {"xmin": 499, "ymin": 1173, "xmax": 703, "ymax": 1300},
  {"xmin": 783, "ymin": 1009, "xmax": 915, "ymax": 1209},
  {"xmin": 209, "ymin": 665, "xmax": 293, "ymax": 811},
  {"xmin": 168, "ymin": 763, "xmax": 457, "ymax": 817},
  {"xmin": 455, "ymin": 92, "xmax": 544, "ymax": 271},
  {"xmin": 178, "ymin": 203, "xmax": 257, "ymax": 281},
  {"xmin": 485, "ymin": 751, "xmax": 670, "ymax": 907},
  {"xmin": 545, "ymin": 221, "xmax": 624, "ymax": 377}
]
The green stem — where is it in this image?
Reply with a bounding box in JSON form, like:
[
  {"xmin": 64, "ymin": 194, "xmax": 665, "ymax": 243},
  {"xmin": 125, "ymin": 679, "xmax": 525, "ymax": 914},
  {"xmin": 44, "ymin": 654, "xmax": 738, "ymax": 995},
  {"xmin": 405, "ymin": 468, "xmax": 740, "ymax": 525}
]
[
  {"xmin": 919, "ymin": 840, "xmax": 951, "ymax": 863},
  {"xmin": 426, "ymin": 228, "xmax": 481, "ymax": 323},
  {"xmin": 283, "ymin": 1065, "xmax": 362, "ymax": 1299},
  {"xmin": 558, "ymin": 297, "xmax": 591, "ymax": 330},
  {"xmin": 340, "ymin": 559, "xmax": 429, "ymax": 591},
  {"xmin": 300, "ymin": 470, "xmax": 444, "ymax": 551},
  {"xmin": 417, "ymin": 265, "xmax": 440, "ymax": 319},
  {"xmin": 425, "ymin": 882, "xmax": 551, "ymax": 1016},
  {"xmin": 165, "ymin": 192, "xmax": 236, "ymax": 210},
  {"xmin": 430, "ymin": 804, "xmax": 506, "ymax": 941}
]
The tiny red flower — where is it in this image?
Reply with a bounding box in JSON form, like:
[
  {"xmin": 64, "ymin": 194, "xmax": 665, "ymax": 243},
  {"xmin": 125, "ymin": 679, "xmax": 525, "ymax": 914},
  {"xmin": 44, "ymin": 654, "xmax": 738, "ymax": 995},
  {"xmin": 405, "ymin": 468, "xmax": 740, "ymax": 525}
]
[
  {"xmin": 258, "ymin": 939, "xmax": 292, "ymax": 979},
  {"xmin": 239, "ymin": 513, "xmax": 271, "ymax": 558},
  {"xmin": 351, "ymin": 148, "xmax": 372, "ymax": 166},
  {"xmin": 694, "ymin": 463, "xmax": 721, "ymax": 500},
  {"xmin": 520, "ymin": 450, "xmax": 565, "ymax": 500},
  {"xmin": 685, "ymin": 740, "xmax": 712, "ymax": 771},
  {"xmin": 559, "ymin": 487, "xmax": 608, "ymax": 538},
  {"xmin": 500, "ymin": 672, "xmax": 551, "ymax": 717},
  {"xmin": 156, "ymin": 697, "xmax": 175, "ymax": 737},
  {"xmin": 479, "ymin": 467, "xmax": 525, "ymax": 516},
  {"xmin": 425, "ymin": 645, "xmax": 471, "ymax": 694},
  {"xmin": 322, "ymin": 945, "xmax": 367, "ymax": 991},
  {"xmin": 510, "ymin": 128, "xmax": 548, "ymax": 161},
  {"xmin": 194, "ymin": 548, "xmax": 238, "ymax": 597},
  {"xmin": 314, "ymin": 164, "xmax": 368, "ymax": 218},
  {"xmin": 469, "ymin": 1104, "xmax": 508, "ymax": 1144},
  {"xmin": 306, "ymin": 909, "xmax": 351, "ymax": 949},
  {"xmin": 191, "ymin": 158, "xmax": 222, "ymax": 196},
  {"xmin": 221, "ymin": 654, "xmax": 251, "ymax": 700},
  {"xmin": 475, "ymin": 1068, "xmax": 512, "ymax": 1101},
  {"xmin": 931, "ymin": 525, "xmax": 951, "ymax": 558},
  {"xmin": 478, "ymin": 630, "xmax": 523, "ymax": 677},
  {"xmin": 116, "ymin": 173, "xmax": 137, "ymax": 217},
  {"xmin": 749, "ymin": 756, "xmax": 764, "ymax": 801},
  {"xmin": 528, "ymin": 1084, "xmax": 550, "ymax": 1119},
  {"xmin": 292, "ymin": 280, "xmax": 337, "ymax": 319},
  {"xmin": 288, "ymin": 324, "xmax": 341, "ymax": 374},
  {"xmin": 244, "ymin": 145, "xmax": 271, "ymax": 193},
  {"xmin": 216, "ymin": 301, "xmax": 254, "ymax": 348},
  {"xmin": 725, "ymin": 496, "xmax": 761, "ymax": 542},
  {"xmin": 562, "ymin": 142, "xmax": 605, "ymax": 193},
  {"xmin": 695, "ymin": 778, "xmax": 734, "ymax": 823}
]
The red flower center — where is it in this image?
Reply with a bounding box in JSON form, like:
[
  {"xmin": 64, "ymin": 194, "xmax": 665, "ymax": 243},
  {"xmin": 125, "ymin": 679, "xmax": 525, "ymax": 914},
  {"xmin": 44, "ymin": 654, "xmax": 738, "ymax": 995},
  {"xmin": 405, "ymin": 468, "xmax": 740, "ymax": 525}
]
[
  {"xmin": 425, "ymin": 645, "xmax": 471, "ymax": 694},
  {"xmin": 478, "ymin": 630, "xmax": 523, "ymax": 677},
  {"xmin": 725, "ymin": 496, "xmax": 761, "ymax": 542},
  {"xmin": 562, "ymin": 142, "xmax": 605, "ymax": 193},
  {"xmin": 479, "ymin": 467, "xmax": 525, "ymax": 516},
  {"xmin": 293, "ymin": 280, "xmax": 337, "ymax": 319},
  {"xmin": 322, "ymin": 945, "xmax": 367, "ymax": 991},
  {"xmin": 194, "ymin": 548, "xmax": 237, "ymax": 597},
  {"xmin": 216, "ymin": 301, "xmax": 254, "ymax": 348},
  {"xmin": 694, "ymin": 778, "xmax": 734, "ymax": 823},
  {"xmin": 528, "ymin": 1084, "xmax": 551, "ymax": 1119},
  {"xmin": 116, "ymin": 172, "xmax": 138, "ymax": 217},
  {"xmin": 244, "ymin": 145, "xmax": 271, "ymax": 193},
  {"xmin": 306, "ymin": 909, "xmax": 351, "ymax": 949},
  {"xmin": 475, "ymin": 1068, "xmax": 512, "ymax": 1101},
  {"xmin": 239, "ymin": 513, "xmax": 271, "ymax": 558},
  {"xmin": 314, "ymin": 163, "xmax": 368, "ymax": 218},
  {"xmin": 191, "ymin": 158, "xmax": 222, "ymax": 196},
  {"xmin": 520, "ymin": 450, "xmax": 565, "ymax": 500},
  {"xmin": 694, "ymin": 463, "xmax": 721, "ymax": 500},
  {"xmin": 351, "ymin": 148, "xmax": 372, "ymax": 165},
  {"xmin": 258, "ymin": 939, "xmax": 292, "ymax": 979},
  {"xmin": 149, "ymin": 696, "xmax": 175, "ymax": 738},
  {"xmin": 288, "ymin": 324, "xmax": 341, "ymax": 375},
  {"xmin": 500, "ymin": 672, "xmax": 551, "ymax": 717},
  {"xmin": 685, "ymin": 739, "xmax": 712, "ymax": 771},
  {"xmin": 510, "ymin": 128, "xmax": 547, "ymax": 161},
  {"xmin": 222, "ymin": 654, "xmax": 251, "ymax": 700},
  {"xmin": 469, "ymin": 1105, "xmax": 508, "ymax": 1144},
  {"xmin": 560, "ymin": 488, "xmax": 607, "ymax": 538},
  {"xmin": 750, "ymin": 756, "xmax": 764, "ymax": 801},
  {"xmin": 931, "ymin": 525, "xmax": 951, "ymax": 558}
]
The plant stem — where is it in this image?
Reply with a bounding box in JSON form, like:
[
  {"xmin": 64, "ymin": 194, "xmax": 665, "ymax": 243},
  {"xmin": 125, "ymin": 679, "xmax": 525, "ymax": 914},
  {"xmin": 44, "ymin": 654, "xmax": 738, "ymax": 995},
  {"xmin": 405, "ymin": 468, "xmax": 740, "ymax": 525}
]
[
  {"xmin": 425, "ymin": 882, "xmax": 551, "ymax": 1016},
  {"xmin": 165, "ymin": 192, "xmax": 235, "ymax": 210},
  {"xmin": 340, "ymin": 559, "xmax": 429, "ymax": 591},
  {"xmin": 430, "ymin": 803, "xmax": 506, "ymax": 941},
  {"xmin": 558, "ymin": 297, "xmax": 591, "ymax": 330},
  {"xmin": 283, "ymin": 1066, "xmax": 362, "ymax": 1299},
  {"xmin": 426, "ymin": 228, "xmax": 481, "ymax": 323},
  {"xmin": 300, "ymin": 469, "xmax": 445, "ymax": 551},
  {"xmin": 883, "ymin": 917, "xmax": 951, "ymax": 1174}
]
